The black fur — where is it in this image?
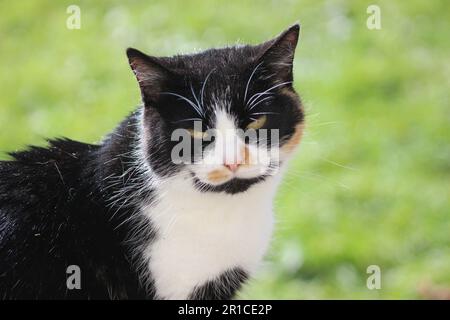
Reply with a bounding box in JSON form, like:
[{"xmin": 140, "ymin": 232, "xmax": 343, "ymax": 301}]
[
  {"xmin": 0, "ymin": 115, "xmax": 154, "ymax": 299},
  {"xmin": 188, "ymin": 268, "xmax": 248, "ymax": 300},
  {"xmin": 0, "ymin": 25, "xmax": 303, "ymax": 299},
  {"xmin": 193, "ymin": 175, "xmax": 269, "ymax": 194}
]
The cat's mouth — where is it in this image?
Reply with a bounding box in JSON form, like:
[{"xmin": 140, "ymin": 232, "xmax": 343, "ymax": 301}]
[
  {"xmin": 189, "ymin": 168, "xmax": 235, "ymax": 186},
  {"xmin": 189, "ymin": 169, "xmax": 270, "ymax": 194},
  {"xmin": 191, "ymin": 174, "xmax": 268, "ymax": 194}
]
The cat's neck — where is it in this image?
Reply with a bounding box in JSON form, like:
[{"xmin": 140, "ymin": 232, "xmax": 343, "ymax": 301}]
[{"xmin": 92, "ymin": 108, "xmax": 151, "ymax": 222}]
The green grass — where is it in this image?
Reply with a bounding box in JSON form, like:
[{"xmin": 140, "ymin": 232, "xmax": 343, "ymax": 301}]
[{"xmin": 0, "ymin": 0, "xmax": 448, "ymax": 299}]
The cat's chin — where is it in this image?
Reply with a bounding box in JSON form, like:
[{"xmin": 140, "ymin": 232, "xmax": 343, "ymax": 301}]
[{"xmin": 191, "ymin": 175, "xmax": 268, "ymax": 195}]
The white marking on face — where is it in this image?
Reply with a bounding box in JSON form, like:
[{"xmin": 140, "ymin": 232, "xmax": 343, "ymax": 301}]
[{"xmin": 189, "ymin": 109, "xmax": 277, "ymax": 185}]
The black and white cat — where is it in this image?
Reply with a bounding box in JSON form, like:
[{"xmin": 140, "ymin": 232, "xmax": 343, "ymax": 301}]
[{"xmin": 0, "ymin": 24, "xmax": 304, "ymax": 299}]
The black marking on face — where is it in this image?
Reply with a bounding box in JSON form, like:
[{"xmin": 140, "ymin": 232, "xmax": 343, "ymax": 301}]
[{"xmin": 192, "ymin": 175, "xmax": 269, "ymax": 195}]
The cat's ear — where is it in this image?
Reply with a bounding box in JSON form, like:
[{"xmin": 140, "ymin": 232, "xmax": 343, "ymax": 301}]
[
  {"xmin": 127, "ymin": 48, "xmax": 171, "ymax": 105},
  {"xmin": 257, "ymin": 24, "xmax": 300, "ymax": 82}
]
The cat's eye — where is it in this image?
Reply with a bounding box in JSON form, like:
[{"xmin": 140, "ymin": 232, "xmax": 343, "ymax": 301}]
[
  {"xmin": 246, "ymin": 115, "xmax": 267, "ymax": 130},
  {"xmin": 187, "ymin": 128, "xmax": 208, "ymax": 139}
]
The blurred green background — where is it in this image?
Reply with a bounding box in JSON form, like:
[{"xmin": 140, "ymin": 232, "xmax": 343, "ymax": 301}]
[{"xmin": 0, "ymin": 0, "xmax": 448, "ymax": 299}]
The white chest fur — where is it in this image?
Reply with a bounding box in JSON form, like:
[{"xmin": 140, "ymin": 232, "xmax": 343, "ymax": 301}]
[{"xmin": 141, "ymin": 176, "xmax": 279, "ymax": 299}]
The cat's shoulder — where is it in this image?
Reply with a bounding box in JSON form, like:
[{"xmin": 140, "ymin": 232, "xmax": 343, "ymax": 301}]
[
  {"xmin": 0, "ymin": 138, "xmax": 99, "ymax": 206},
  {"xmin": 5, "ymin": 138, "xmax": 98, "ymax": 165}
]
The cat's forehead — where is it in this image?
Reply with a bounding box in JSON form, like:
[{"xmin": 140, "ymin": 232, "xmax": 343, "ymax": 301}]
[{"xmin": 164, "ymin": 46, "xmax": 259, "ymax": 80}]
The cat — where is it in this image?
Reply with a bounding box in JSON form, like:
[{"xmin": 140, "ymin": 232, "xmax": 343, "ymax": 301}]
[{"xmin": 0, "ymin": 24, "xmax": 304, "ymax": 300}]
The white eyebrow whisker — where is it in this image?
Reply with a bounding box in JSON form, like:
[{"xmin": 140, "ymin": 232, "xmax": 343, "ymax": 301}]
[
  {"xmin": 160, "ymin": 92, "xmax": 203, "ymax": 117},
  {"xmin": 248, "ymin": 95, "xmax": 275, "ymax": 111},
  {"xmin": 190, "ymin": 84, "xmax": 202, "ymax": 112},
  {"xmin": 249, "ymin": 112, "xmax": 280, "ymax": 116},
  {"xmin": 246, "ymin": 81, "xmax": 292, "ymax": 109},
  {"xmin": 201, "ymin": 68, "xmax": 215, "ymax": 108},
  {"xmin": 244, "ymin": 62, "xmax": 263, "ymax": 104},
  {"xmin": 172, "ymin": 118, "xmax": 203, "ymax": 124}
]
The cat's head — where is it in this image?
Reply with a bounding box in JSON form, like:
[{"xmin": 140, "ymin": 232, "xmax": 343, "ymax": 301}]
[{"xmin": 127, "ymin": 24, "xmax": 304, "ymax": 194}]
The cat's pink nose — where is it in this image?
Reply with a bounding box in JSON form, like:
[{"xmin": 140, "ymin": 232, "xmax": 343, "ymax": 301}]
[{"xmin": 224, "ymin": 163, "xmax": 239, "ymax": 173}]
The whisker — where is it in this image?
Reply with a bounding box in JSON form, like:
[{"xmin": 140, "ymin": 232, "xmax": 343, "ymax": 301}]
[
  {"xmin": 319, "ymin": 157, "xmax": 358, "ymax": 171},
  {"xmin": 246, "ymin": 81, "xmax": 292, "ymax": 108},
  {"xmin": 201, "ymin": 68, "xmax": 215, "ymax": 108},
  {"xmin": 248, "ymin": 95, "xmax": 275, "ymax": 111},
  {"xmin": 244, "ymin": 62, "xmax": 263, "ymax": 103},
  {"xmin": 172, "ymin": 118, "xmax": 203, "ymax": 124},
  {"xmin": 190, "ymin": 83, "xmax": 202, "ymax": 112},
  {"xmin": 307, "ymin": 121, "xmax": 339, "ymax": 127},
  {"xmin": 249, "ymin": 112, "xmax": 280, "ymax": 116},
  {"xmin": 160, "ymin": 92, "xmax": 203, "ymax": 117}
]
